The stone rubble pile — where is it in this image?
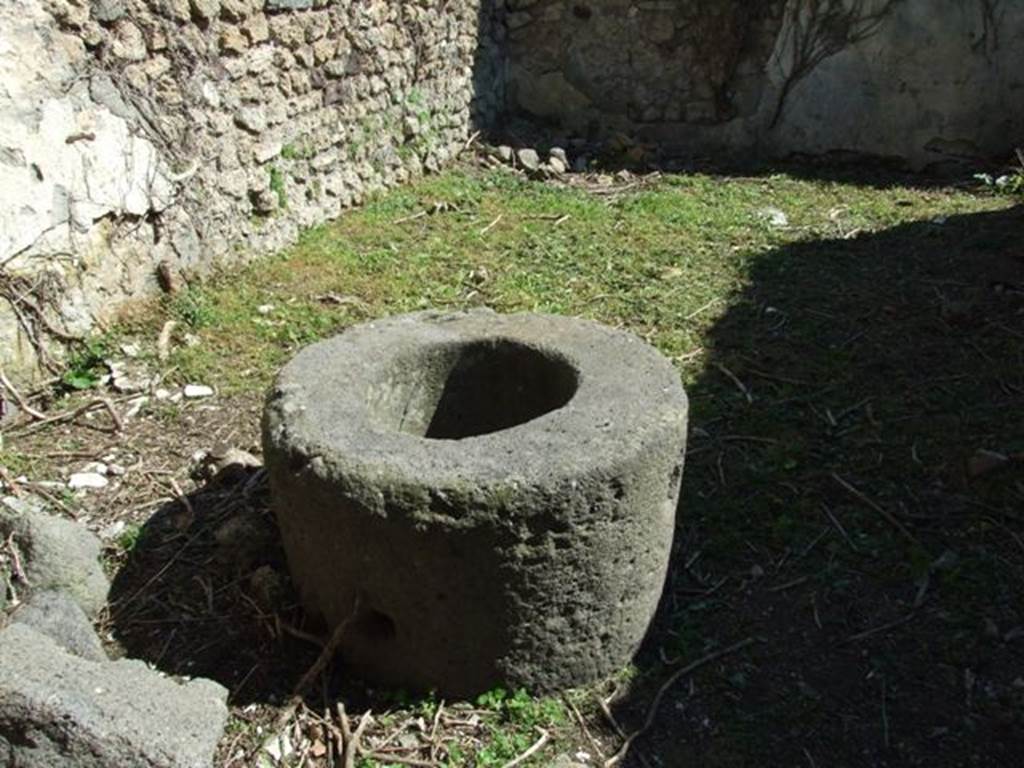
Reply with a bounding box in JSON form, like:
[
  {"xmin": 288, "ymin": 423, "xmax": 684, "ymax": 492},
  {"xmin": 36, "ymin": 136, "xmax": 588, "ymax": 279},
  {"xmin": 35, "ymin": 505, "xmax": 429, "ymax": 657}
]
[{"xmin": 0, "ymin": 495, "xmax": 229, "ymax": 767}]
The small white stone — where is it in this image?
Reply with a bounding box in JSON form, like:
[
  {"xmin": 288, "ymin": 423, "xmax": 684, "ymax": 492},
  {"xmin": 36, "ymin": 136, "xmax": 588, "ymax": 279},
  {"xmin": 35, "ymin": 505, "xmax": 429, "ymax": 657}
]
[
  {"xmin": 256, "ymin": 304, "xmax": 275, "ymax": 315},
  {"xmin": 155, "ymin": 388, "xmax": 171, "ymax": 400},
  {"xmin": 758, "ymin": 206, "xmax": 789, "ymax": 228},
  {"xmin": 68, "ymin": 472, "xmax": 109, "ymax": 490},
  {"xmin": 184, "ymin": 384, "xmax": 215, "ymax": 399},
  {"xmin": 102, "ymin": 520, "xmax": 126, "ymax": 540},
  {"xmin": 262, "ymin": 732, "xmax": 293, "ymax": 762}
]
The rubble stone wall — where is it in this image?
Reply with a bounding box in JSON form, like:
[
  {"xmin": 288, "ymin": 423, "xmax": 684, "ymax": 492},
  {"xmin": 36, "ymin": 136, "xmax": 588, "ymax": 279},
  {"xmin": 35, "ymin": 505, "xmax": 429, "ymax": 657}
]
[
  {"xmin": 0, "ymin": 0, "xmax": 504, "ymax": 376},
  {"xmin": 506, "ymin": 0, "xmax": 1024, "ymax": 167}
]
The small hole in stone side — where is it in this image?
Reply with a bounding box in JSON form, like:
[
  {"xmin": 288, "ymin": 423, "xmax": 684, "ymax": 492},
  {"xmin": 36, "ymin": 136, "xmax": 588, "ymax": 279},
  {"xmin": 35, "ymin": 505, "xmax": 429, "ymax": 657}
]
[
  {"xmin": 351, "ymin": 608, "xmax": 397, "ymax": 644},
  {"xmin": 572, "ymin": 5, "xmax": 592, "ymax": 20}
]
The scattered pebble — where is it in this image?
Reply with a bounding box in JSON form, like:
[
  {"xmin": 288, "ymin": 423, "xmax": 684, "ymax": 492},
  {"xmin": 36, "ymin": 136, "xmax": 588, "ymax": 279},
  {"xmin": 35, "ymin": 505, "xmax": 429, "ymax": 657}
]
[
  {"xmin": 101, "ymin": 520, "xmax": 126, "ymax": 540},
  {"xmin": 256, "ymin": 304, "xmax": 275, "ymax": 315},
  {"xmin": 183, "ymin": 384, "xmax": 215, "ymax": 399},
  {"xmin": 261, "ymin": 731, "xmax": 293, "ymax": 763},
  {"xmin": 106, "ymin": 360, "xmax": 150, "ymax": 393},
  {"xmin": 757, "ymin": 206, "xmax": 789, "ymax": 228},
  {"xmin": 123, "ymin": 396, "xmax": 149, "ymax": 420},
  {"xmin": 68, "ymin": 472, "xmax": 109, "ymax": 490},
  {"xmin": 516, "ymin": 147, "xmax": 540, "ymax": 172}
]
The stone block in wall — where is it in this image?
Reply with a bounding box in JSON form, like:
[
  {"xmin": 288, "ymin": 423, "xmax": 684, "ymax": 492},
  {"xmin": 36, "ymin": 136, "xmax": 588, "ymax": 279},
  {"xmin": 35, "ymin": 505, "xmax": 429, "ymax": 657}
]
[
  {"xmin": 219, "ymin": 26, "xmax": 248, "ymax": 54},
  {"xmin": 243, "ymin": 12, "xmax": 269, "ymax": 43},
  {"xmin": 234, "ymin": 105, "xmax": 267, "ymax": 132},
  {"xmin": 189, "ymin": 0, "xmax": 221, "ymax": 24},
  {"xmin": 265, "ymin": 0, "xmax": 314, "ymax": 10},
  {"xmin": 220, "ymin": 0, "xmax": 254, "ymax": 21}
]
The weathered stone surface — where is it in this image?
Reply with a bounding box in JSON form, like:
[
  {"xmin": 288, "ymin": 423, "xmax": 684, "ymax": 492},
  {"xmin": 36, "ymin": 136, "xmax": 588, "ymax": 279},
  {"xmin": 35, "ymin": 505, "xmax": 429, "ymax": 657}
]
[
  {"xmin": 0, "ymin": 0, "xmax": 505, "ymax": 380},
  {"xmin": 266, "ymin": 0, "xmax": 314, "ymax": 10},
  {"xmin": 264, "ymin": 310, "xmax": 689, "ymax": 696},
  {"xmin": 0, "ymin": 496, "xmax": 109, "ymax": 616},
  {"xmin": 507, "ymin": 0, "xmax": 1024, "ymax": 169},
  {"xmin": 0, "ymin": 623, "xmax": 228, "ymax": 768},
  {"xmin": 90, "ymin": 0, "xmax": 126, "ymax": 23},
  {"xmin": 10, "ymin": 589, "xmax": 106, "ymax": 661},
  {"xmin": 516, "ymin": 146, "xmax": 540, "ymax": 171},
  {"xmin": 190, "ymin": 0, "xmax": 221, "ymax": 23}
]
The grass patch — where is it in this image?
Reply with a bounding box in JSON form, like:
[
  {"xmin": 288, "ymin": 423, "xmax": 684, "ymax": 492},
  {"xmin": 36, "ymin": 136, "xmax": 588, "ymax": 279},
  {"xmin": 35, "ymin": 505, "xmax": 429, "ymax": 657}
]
[{"xmin": 146, "ymin": 168, "xmax": 1008, "ymax": 396}]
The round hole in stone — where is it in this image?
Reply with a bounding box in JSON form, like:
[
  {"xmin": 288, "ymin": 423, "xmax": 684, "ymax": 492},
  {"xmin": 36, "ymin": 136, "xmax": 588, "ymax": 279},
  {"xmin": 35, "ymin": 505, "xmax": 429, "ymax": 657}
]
[
  {"xmin": 369, "ymin": 338, "xmax": 579, "ymax": 440},
  {"xmin": 572, "ymin": 4, "xmax": 592, "ymax": 20}
]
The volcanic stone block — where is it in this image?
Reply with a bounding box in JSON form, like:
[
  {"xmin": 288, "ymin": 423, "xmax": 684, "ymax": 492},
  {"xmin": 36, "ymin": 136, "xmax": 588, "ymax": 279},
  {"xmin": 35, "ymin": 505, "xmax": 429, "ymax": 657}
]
[
  {"xmin": 0, "ymin": 623, "xmax": 228, "ymax": 768},
  {"xmin": 0, "ymin": 496, "xmax": 109, "ymax": 617},
  {"xmin": 11, "ymin": 589, "xmax": 106, "ymax": 661},
  {"xmin": 263, "ymin": 310, "xmax": 689, "ymax": 696}
]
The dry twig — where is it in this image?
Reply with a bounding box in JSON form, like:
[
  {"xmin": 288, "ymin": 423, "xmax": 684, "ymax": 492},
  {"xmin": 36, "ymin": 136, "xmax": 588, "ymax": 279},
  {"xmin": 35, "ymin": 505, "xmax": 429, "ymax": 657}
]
[
  {"xmin": 293, "ymin": 596, "xmax": 362, "ymax": 695},
  {"xmin": 479, "ymin": 214, "xmax": 503, "ymax": 236},
  {"xmin": 13, "ymin": 396, "xmax": 124, "ymax": 436},
  {"xmin": 831, "ymin": 473, "xmax": 919, "ymax": 546},
  {"xmin": 3, "ymin": 533, "xmax": 29, "ymax": 585},
  {"xmin": 714, "ymin": 363, "xmax": 753, "ymax": 404},
  {"xmin": 0, "ymin": 367, "xmax": 47, "ymax": 420},
  {"xmin": 501, "ymin": 728, "xmax": 549, "ymax": 768}
]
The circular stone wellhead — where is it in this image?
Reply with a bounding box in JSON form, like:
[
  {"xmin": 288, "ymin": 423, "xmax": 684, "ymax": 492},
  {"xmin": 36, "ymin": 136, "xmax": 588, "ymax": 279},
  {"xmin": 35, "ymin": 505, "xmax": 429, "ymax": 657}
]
[{"xmin": 262, "ymin": 310, "xmax": 689, "ymax": 696}]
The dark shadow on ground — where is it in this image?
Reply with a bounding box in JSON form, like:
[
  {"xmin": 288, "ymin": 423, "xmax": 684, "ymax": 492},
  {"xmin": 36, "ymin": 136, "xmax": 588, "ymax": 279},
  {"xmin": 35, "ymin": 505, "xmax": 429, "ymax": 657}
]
[
  {"xmin": 105, "ymin": 464, "xmax": 414, "ymax": 712},
  {"xmin": 611, "ymin": 205, "xmax": 1024, "ymax": 766},
  {"xmin": 106, "ymin": 466, "xmax": 321, "ymax": 706}
]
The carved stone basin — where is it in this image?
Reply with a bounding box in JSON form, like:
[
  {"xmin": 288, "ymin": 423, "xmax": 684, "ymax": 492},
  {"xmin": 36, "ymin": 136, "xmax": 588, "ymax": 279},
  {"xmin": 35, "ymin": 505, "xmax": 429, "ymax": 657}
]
[{"xmin": 263, "ymin": 309, "xmax": 688, "ymax": 696}]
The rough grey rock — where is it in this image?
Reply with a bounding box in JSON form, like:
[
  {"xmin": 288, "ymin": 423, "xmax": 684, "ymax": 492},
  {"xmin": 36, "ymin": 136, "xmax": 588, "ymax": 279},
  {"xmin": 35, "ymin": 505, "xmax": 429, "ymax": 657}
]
[
  {"xmin": 189, "ymin": 0, "xmax": 220, "ymax": 23},
  {"xmin": 506, "ymin": 0, "xmax": 1024, "ymax": 168},
  {"xmin": 515, "ymin": 147, "xmax": 540, "ymax": 172},
  {"xmin": 90, "ymin": 0, "xmax": 125, "ymax": 23},
  {"xmin": 0, "ymin": 496, "xmax": 109, "ymax": 616},
  {"xmin": 264, "ymin": 310, "xmax": 689, "ymax": 696},
  {"xmin": 266, "ymin": 0, "xmax": 314, "ymax": 9},
  {"xmin": 547, "ymin": 155, "xmax": 566, "ymax": 174},
  {"xmin": 11, "ymin": 589, "xmax": 106, "ymax": 661},
  {"xmin": 0, "ymin": 623, "xmax": 228, "ymax": 768},
  {"xmin": 234, "ymin": 105, "xmax": 267, "ymax": 133}
]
